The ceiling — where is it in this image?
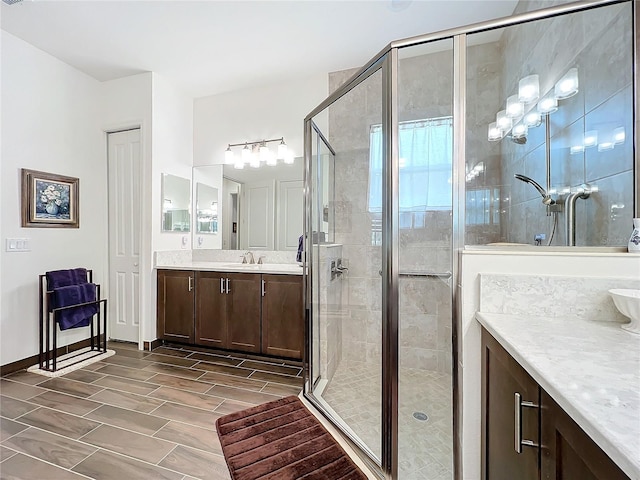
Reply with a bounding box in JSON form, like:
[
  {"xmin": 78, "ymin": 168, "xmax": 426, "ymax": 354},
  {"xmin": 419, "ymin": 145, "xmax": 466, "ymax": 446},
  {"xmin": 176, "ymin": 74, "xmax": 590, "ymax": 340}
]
[{"xmin": 1, "ymin": 0, "xmax": 519, "ymax": 99}]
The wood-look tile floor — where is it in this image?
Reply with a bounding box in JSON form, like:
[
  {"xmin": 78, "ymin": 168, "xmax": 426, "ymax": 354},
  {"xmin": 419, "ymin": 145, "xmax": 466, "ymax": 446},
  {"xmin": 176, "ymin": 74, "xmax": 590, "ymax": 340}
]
[{"xmin": 0, "ymin": 342, "xmax": 303, "ymax": 479}]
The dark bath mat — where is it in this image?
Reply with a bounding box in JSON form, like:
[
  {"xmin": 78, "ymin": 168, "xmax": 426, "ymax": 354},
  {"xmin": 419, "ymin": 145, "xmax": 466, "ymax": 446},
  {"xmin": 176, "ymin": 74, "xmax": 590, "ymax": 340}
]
[{"xmin": 216, "ymin": 395, "xmax": 368, "ymax": 480}]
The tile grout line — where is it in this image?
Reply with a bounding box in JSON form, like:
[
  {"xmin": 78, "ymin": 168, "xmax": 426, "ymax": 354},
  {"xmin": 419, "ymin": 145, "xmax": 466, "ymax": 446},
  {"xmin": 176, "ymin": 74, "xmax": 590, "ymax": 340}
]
[{"xmin": 154, "ymin": 443, "xmax": 179, "ymax": 467}]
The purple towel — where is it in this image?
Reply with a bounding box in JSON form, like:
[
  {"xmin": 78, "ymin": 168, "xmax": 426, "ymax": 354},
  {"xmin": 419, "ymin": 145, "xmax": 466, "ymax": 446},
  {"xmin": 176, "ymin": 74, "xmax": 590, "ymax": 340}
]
[
  {"xmin": 46, "ymin": 268, "xmax": 88, "ymax": 290},
  {"xmin": 51, "ymin": 283, "xmax": 98, "ymax": 330}
]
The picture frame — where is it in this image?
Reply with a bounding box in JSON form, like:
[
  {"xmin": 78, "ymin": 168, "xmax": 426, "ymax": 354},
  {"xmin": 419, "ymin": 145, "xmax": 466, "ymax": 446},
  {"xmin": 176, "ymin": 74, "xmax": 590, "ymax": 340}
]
[{"xmin": 21, "ymin": 169, "xmax": 79, "ymax": 228}]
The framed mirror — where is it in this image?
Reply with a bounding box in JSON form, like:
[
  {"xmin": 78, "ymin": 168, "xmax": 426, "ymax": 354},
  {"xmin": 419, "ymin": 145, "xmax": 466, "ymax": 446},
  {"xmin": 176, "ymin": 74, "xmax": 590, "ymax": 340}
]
[
  {"xmin": 161, "ymin": 173, "xmax": 191, "ymax": 232},
  {"xmin": 196, "ymin": 183, "xmax": 219, "ymax": 234}
]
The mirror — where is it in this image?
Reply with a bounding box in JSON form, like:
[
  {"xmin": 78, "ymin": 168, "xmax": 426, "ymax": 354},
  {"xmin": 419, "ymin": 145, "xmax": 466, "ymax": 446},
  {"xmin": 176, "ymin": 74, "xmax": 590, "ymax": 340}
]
[
  {"xmin": 161, "ymin": 174, "xmax": 191, "ymax": 232},
  {"xmin": 193, "ymin": 157, "xmax": 304, "ymax": 250},
  {"xmin": 196, "ymin": 183, "xmax": 218, "ymax": 234}
]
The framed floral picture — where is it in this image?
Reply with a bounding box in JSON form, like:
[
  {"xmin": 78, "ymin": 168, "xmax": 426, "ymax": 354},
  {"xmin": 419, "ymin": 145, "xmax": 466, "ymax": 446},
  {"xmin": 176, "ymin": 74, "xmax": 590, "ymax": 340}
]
[{"xmin": 21, "ymin": 169, "xmax": 79, "ymax": 228}]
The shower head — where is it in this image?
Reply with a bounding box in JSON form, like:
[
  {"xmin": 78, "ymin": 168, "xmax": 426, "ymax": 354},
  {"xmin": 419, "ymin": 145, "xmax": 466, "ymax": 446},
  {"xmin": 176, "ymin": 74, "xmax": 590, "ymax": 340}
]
[{"xmin": 514, "ymin": 173, "xmax": 554, "ymax": 205}]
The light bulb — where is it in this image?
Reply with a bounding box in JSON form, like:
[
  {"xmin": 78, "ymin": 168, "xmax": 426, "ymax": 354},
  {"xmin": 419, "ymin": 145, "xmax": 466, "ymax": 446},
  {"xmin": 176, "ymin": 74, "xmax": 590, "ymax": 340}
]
[
  {"xmin": 506, "ymin": 95, "xmax": 524, "ymax": 118},
  {"xmin": 241, "ymin": 144, "xmax": 251, "ymax": 164},
  {"xmin": 224, "ymin": 146, "xmax": 235, "ymax": 164},
  {"xmin": 512, "ymin": 123, "xmax": 528, "ymax": 139},
  {"xmin": 554, "ymin": 68, "xmax": 579, "ymax": 99},
  {"xmin": 488, "ymin": 122, "xmax": 502, "ymax": 141},
  {"xmin": 259, "ymin": 144, "xmax": 269, "ymax": 162},
  {"xmin": 266, "ymin": 151, "xmax": 277, "ymax": 166},
  {"xmin": 584, "ymin": 130, "xmax": 598, "ymax": 148},
  {"xmin": 518, "ymin": 74, "xmax": 539, "ymax": 103},
  {"xmin": 284, "ymin": 149, "xmax": 295, "ymax": 165},
  {"xmin": 234, "ymin": 158, "xmax": 244, "ymax": 169},
  {"xmin": 613, "ymin": 127, "xmax": 625, "ymax": 144},
  {"xmin": 277, "ymin": 140, "xmax": 288, "ymax": 160},
  {"xmin": 597, "ymin": 142, "xmax": 614, "ymax": 152},
  {"xmin": 523, "ymin": 111, "xmax": 541, "ymax": 128},
  {"xmin": 496, "ymin": 110, "xmax": 512, "ymax": 131},
  {"xmin": 570, "ymin": 145, "xmax": 584, "ymax": 155},
  {"xmin": 537, "ymin": 96, "xmax": 558, "ymax": 114},
  {"xmin": 249, "ymin": 150, "xmax": 260, "ymax": 168}
]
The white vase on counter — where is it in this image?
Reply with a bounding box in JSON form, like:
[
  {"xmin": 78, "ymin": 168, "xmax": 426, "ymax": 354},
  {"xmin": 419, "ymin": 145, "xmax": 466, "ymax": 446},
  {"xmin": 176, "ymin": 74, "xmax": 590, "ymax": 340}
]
[{"xmin": 629, "ymin": 218, "xmax": 640, "ymax": 252}]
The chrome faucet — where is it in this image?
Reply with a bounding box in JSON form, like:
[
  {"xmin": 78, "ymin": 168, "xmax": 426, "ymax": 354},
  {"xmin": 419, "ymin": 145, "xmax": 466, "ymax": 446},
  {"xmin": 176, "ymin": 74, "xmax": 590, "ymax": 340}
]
[
  {"xmin": 257, "ymin": 255, "xmax": 266, "ymax": 265},
  {"xmin": 244, "ymin": 251, "xmax": 256, "ymax": 264}
]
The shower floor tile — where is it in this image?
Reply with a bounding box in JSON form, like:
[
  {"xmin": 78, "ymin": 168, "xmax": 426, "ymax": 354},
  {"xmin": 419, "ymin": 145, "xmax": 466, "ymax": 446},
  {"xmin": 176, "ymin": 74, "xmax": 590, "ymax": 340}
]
[{"xmin": 322, "ymin": 360, "xmax": 453, "ymax": 479}]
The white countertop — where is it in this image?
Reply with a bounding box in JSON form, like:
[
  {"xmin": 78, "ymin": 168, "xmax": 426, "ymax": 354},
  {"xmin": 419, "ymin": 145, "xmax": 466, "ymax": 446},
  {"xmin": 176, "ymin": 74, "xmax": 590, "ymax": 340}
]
[
  {"xmin": 476, "ymin": 312, "xmax": 640, "ymax": 479},
  {"xmin": 155, "ymin": 261, "xmax": 304, "ymax": 275}
]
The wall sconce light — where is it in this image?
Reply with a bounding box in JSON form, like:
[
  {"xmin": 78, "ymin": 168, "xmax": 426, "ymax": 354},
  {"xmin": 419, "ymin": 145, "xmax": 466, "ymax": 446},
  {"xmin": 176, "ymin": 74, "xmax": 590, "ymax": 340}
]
[
  {"xmin": 488, "ymin": 122, "xmax": 503, "ymax": 141},
  {"xmin": 523, "ymin": 111, "xmax": 542, "ymax": 128},
  {"xmin": 226, "ymin": 137, "xmax": 294, "ymax": 169},
  {"xmin": 554, "ymin": 68, "xmax": 579, "ymax": 99},
  {"xmin": 496, "ymin": 110, "xmax": 512, "ymax": 131},
  {"xmin": 583, "ymin": 130, "xmax": 598, "ymax": 148},
  {"xmin": 537, "ymin": 95, "xmax": 558, "ymax": 114},
  {"xmin": 518, "ymin": 74, "xmax": 540, "ymax": 103},
  {"xmin": 506, "ymin": 95, "xmax": 524, "ymax": 118},
  {"xmin": 512, "ymin": 123, "xmax": 528, "ymax": 139}
]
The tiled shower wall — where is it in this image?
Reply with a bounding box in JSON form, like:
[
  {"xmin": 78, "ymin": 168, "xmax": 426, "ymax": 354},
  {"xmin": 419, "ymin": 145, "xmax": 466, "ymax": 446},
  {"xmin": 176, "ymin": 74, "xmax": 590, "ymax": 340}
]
[{"xmin": 498, "ymin": 2, "xmax": 633, "ymax": 246}]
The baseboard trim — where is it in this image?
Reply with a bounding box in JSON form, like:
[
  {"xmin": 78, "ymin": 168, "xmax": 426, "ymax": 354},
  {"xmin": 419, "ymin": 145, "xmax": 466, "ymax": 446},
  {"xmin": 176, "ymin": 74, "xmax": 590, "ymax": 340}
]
[
  {"xmin": 143, "ymin": 339, "xmax": 162, "ymax": 351},
  {"xmin": 1, "ymin": 335, "xmax": 106, "ymax": 376}
]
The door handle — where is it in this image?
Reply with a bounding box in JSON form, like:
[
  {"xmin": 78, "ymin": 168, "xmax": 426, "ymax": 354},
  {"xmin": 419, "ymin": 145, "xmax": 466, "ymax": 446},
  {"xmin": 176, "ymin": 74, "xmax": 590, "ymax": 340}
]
[
  {"xmin": 514, "ymin": 392, "xmax": 539, "ymax": 453},
  {"xmin": 133, "ymin": 262, "xmax": 139, "ymax": 267},
  {"xmin": 261, "ymin": 279, "xmax": 266, "ymax": 297},
  {"xmin": 188, "ymin": 276, "xmax": 193, "ymax": 292},
  {"xmin": 220, "ymin": 278, "xmax": 225, "ymax": 294},
  {"xmin": 225, "ymin": 278, "xmax": 230, "ymax": 294}
]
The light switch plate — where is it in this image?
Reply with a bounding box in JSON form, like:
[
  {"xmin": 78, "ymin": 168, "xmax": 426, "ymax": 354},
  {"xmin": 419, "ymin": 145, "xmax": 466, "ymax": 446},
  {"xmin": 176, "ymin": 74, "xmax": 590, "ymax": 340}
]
[{"xmin": 5, "ymin": 238, "xmax": 30, "ymax": 252}]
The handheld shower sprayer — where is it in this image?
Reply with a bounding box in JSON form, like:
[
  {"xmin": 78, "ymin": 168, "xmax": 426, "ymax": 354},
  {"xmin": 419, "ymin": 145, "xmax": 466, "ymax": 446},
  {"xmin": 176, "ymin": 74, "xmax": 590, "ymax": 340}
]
[{"xmin": 514, "ymin": 174, "xmax": 555, "ymax": 205}]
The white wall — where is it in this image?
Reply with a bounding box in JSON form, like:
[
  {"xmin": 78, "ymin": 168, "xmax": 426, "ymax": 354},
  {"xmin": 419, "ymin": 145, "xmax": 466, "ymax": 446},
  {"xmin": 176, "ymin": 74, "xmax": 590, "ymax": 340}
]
[
  {"xmin": 193, "ymin": 74, "xmax": 328, "ymax": 167},
  {"xmin": 1, "ymin": 31, "xmax": 105, "ymax": 365},
  {"xmin": 458, "ymin": 249, "xmax": 640, "ymax": 479}
]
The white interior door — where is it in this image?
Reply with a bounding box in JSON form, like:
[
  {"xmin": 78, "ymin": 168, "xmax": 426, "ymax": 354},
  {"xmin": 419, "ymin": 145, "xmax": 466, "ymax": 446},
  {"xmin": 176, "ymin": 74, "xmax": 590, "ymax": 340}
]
[
  {"xmin": 278, "ymin": 180, "xmax": 304, "ymax": 250},
  {"xmin": 107, "ymin": 129, "xmax": 141, "ymax": 342},
  {"xmin": 242, "ymin": 181, "xmax": 274, "ymax": 250}
]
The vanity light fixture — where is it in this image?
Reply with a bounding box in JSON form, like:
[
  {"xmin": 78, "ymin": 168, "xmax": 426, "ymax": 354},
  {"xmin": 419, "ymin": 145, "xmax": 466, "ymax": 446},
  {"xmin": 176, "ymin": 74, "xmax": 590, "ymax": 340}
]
[
  {"xmin": 583, "ymin": 130, "xmax": 598, "ymax": 148},
  {"xmin": 496, "ymin": 110, "xmax": 512, "ymax": 131},
  {"xmin": 613, "ymin": 127, "xmax": 625, "ymax": 144},
  {"xmin": 523, "ymin": 111, "xmax": 542, "ymax": 128},
  {"xmin": 554, "ymin": 68, "xmax": 579, "ymax": 99},
  {"xmin": 506, "ymin": 95, "xmax": 524, "ymax": 118},
  {"xmin": 597, "ymin": 141, "xmax": 614, "ymax": 152},
  {"xmin": 488, "ymin": 122, "xmax": 503, "ymax": 141},
  {"xmin": 537, "ymin": 95, "xmax": 558, "ymax": 114},
  {"xmin": 570, "ymin": 145, "xmax": 585, "ymax": 155},
  {"xmin": 518, "ymin": 74, "xmax": 540, "ymax": 103},
  {"xmin": 512, "ymin": 123, "xmax": 528, "ymax": 139},
  {"xmin": 225, "ymin": 137, "xmax": 293, "ymax": 168}
]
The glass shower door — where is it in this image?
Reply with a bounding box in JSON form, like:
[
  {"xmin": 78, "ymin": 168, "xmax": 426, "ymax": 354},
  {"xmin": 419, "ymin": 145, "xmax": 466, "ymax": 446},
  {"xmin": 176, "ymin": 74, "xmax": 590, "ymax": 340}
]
[{"xmin": 306, "ymin": 67, "xmax": 385, "ymax": 464}]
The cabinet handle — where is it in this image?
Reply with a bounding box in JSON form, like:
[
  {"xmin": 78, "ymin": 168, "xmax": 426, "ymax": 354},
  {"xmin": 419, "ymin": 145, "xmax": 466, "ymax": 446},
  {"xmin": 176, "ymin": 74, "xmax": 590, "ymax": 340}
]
[
  {"xmin": 220, "ymin": 278, "xmax": 224, "ymax": 294},
  {"xmin": 226, "ymin": 278, "xmax": 230, "ymax": 294},
  {"xmin": 261, "ymin": 279, "xmax": 266, "ymax": 297},
  {"xmin": 188, "ymin": 276, "xmax": 193, "ymax": 292},
  {"xmin": 514, "ymin": 392, "xmax": 539, "ymax": 453}
]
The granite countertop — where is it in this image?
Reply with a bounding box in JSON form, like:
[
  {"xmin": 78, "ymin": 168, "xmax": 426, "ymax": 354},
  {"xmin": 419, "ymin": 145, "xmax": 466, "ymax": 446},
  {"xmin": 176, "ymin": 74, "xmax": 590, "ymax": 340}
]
[
  {"xmin": 476, "ymin": 312, "xmax": 640, "ymax": 479},
  {"xmin": 155, "ymin": 261, "xmax": 304, "ymax": 275}
]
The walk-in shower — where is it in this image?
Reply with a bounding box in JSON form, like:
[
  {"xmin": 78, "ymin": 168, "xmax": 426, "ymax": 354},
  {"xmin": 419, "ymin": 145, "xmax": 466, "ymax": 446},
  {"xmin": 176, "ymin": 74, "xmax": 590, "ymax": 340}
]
[{"xmin": 303, "ymin": 1, "xmax": 636, "ymax": 478}]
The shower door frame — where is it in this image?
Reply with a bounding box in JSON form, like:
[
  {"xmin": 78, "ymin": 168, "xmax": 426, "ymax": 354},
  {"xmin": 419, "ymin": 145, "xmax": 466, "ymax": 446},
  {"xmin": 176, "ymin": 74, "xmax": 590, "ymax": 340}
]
[{"xmin": 303, "ymin": 1, "xmax": 636, "ymax": 479}]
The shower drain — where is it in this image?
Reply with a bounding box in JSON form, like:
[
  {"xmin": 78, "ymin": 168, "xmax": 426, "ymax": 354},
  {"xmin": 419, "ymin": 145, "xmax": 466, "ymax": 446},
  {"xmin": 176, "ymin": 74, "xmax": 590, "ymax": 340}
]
[{"xmin": 413, "ymin": 411, "xmax": 429, "ymax": 422}]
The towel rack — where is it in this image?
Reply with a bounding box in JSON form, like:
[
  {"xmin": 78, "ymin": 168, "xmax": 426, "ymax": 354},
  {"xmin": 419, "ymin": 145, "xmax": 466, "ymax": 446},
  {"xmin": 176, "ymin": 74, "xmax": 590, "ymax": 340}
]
[{"xmin": 39, "ymin": 270, "xmax": 108, "ymax": 372}]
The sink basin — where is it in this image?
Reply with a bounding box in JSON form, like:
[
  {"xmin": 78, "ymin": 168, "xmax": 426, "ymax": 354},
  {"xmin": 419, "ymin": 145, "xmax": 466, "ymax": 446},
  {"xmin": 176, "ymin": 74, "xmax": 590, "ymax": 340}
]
[
  {"xmin": 609, "ymin": 289, "xmax": 640, "ymax": 335},
  {"xmin": 219, "ymin": 263, "xmax": 261, "ymax": 269}
]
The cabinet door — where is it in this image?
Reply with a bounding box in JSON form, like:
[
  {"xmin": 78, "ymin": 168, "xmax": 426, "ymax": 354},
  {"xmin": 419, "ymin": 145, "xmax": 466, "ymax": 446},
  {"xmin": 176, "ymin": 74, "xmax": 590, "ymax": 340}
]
[
  {"xmin": 540, "ymin": 390, "xmax": 630, "ymax": 480},
  {"xmin": 157, "ymin": 270, "xmax": 194, "ymax": 343},
  {"xmin": 482, "ymin": 329, "xmax": 539, "ymax": 480},
  {"xmin": 195, "ymin": 271, "xmax": 227, "ymax": 348},
  {"xmin": 226, "ymin": 273, "xmax": 261, "ymax": 353},
  {"xmin": 262, "ymin": 274, "xmax": 304, "ymax": 359}
]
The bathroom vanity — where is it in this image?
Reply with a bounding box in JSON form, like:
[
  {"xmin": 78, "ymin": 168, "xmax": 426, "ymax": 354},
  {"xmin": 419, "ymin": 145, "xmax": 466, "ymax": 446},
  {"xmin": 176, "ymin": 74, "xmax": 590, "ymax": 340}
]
[
  {"xmin": 157, "ymin": 263, "xmax": 303, "ymax": 360},
  {"xmin": 478, "ymin": 313, "xmax": 638, "ymax": 480}
]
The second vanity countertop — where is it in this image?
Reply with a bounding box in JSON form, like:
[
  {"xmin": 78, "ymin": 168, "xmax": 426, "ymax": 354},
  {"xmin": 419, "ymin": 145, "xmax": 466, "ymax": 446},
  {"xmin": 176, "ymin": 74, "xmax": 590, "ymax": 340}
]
[
  {"xmin": 476, "ymin": 312, "xmax": 640, "ymax": 479},
  {"xmin": 155, "ymin": 261, "xmax": 304, "ymax": 275}
]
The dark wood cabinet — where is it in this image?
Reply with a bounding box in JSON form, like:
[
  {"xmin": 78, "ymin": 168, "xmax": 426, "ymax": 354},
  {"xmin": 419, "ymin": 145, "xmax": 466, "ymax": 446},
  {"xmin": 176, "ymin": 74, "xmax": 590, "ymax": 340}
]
[
  {"xmin": 158, "ymin": 269, "xmax": 303, "ymax": 359},
  {"xmin": 482, "ymin": 328, "xmax": 629, "ymax": 480},
  {"xmin": 226, "ymin": 273, "xmax": 261, "ymax": 353},
  {"xmin": 482, "ymin": 329, "xmax": 539, "ymax": 480},
  {"xmin": 195, "ymin": 271, "xmax": 227, "ymax": 348},
  {"xmin": 540, "ymin": 390, "xmax": 629, "ymax": 480},
  {"xmin": 262, "ymin": 274, "xmax": 304, "ymax": 359},
  {"xmin": 157, "ymin": 270, "xmax": 194, "ymax": 343}
]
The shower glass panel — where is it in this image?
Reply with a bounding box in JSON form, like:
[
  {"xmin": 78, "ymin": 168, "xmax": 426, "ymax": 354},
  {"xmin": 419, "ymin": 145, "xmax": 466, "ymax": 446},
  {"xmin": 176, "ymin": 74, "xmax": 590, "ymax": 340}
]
[
  {"xmin": 308, "ymin": 68, "xmax": 384, "ymax": 462},
  {"xmin": 465, "ymin": 1, "xmax": 634, "ymax": 247},
  {"xmin": 396, "ymin": 39, "xmax": 454, "ymax": 479}
]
